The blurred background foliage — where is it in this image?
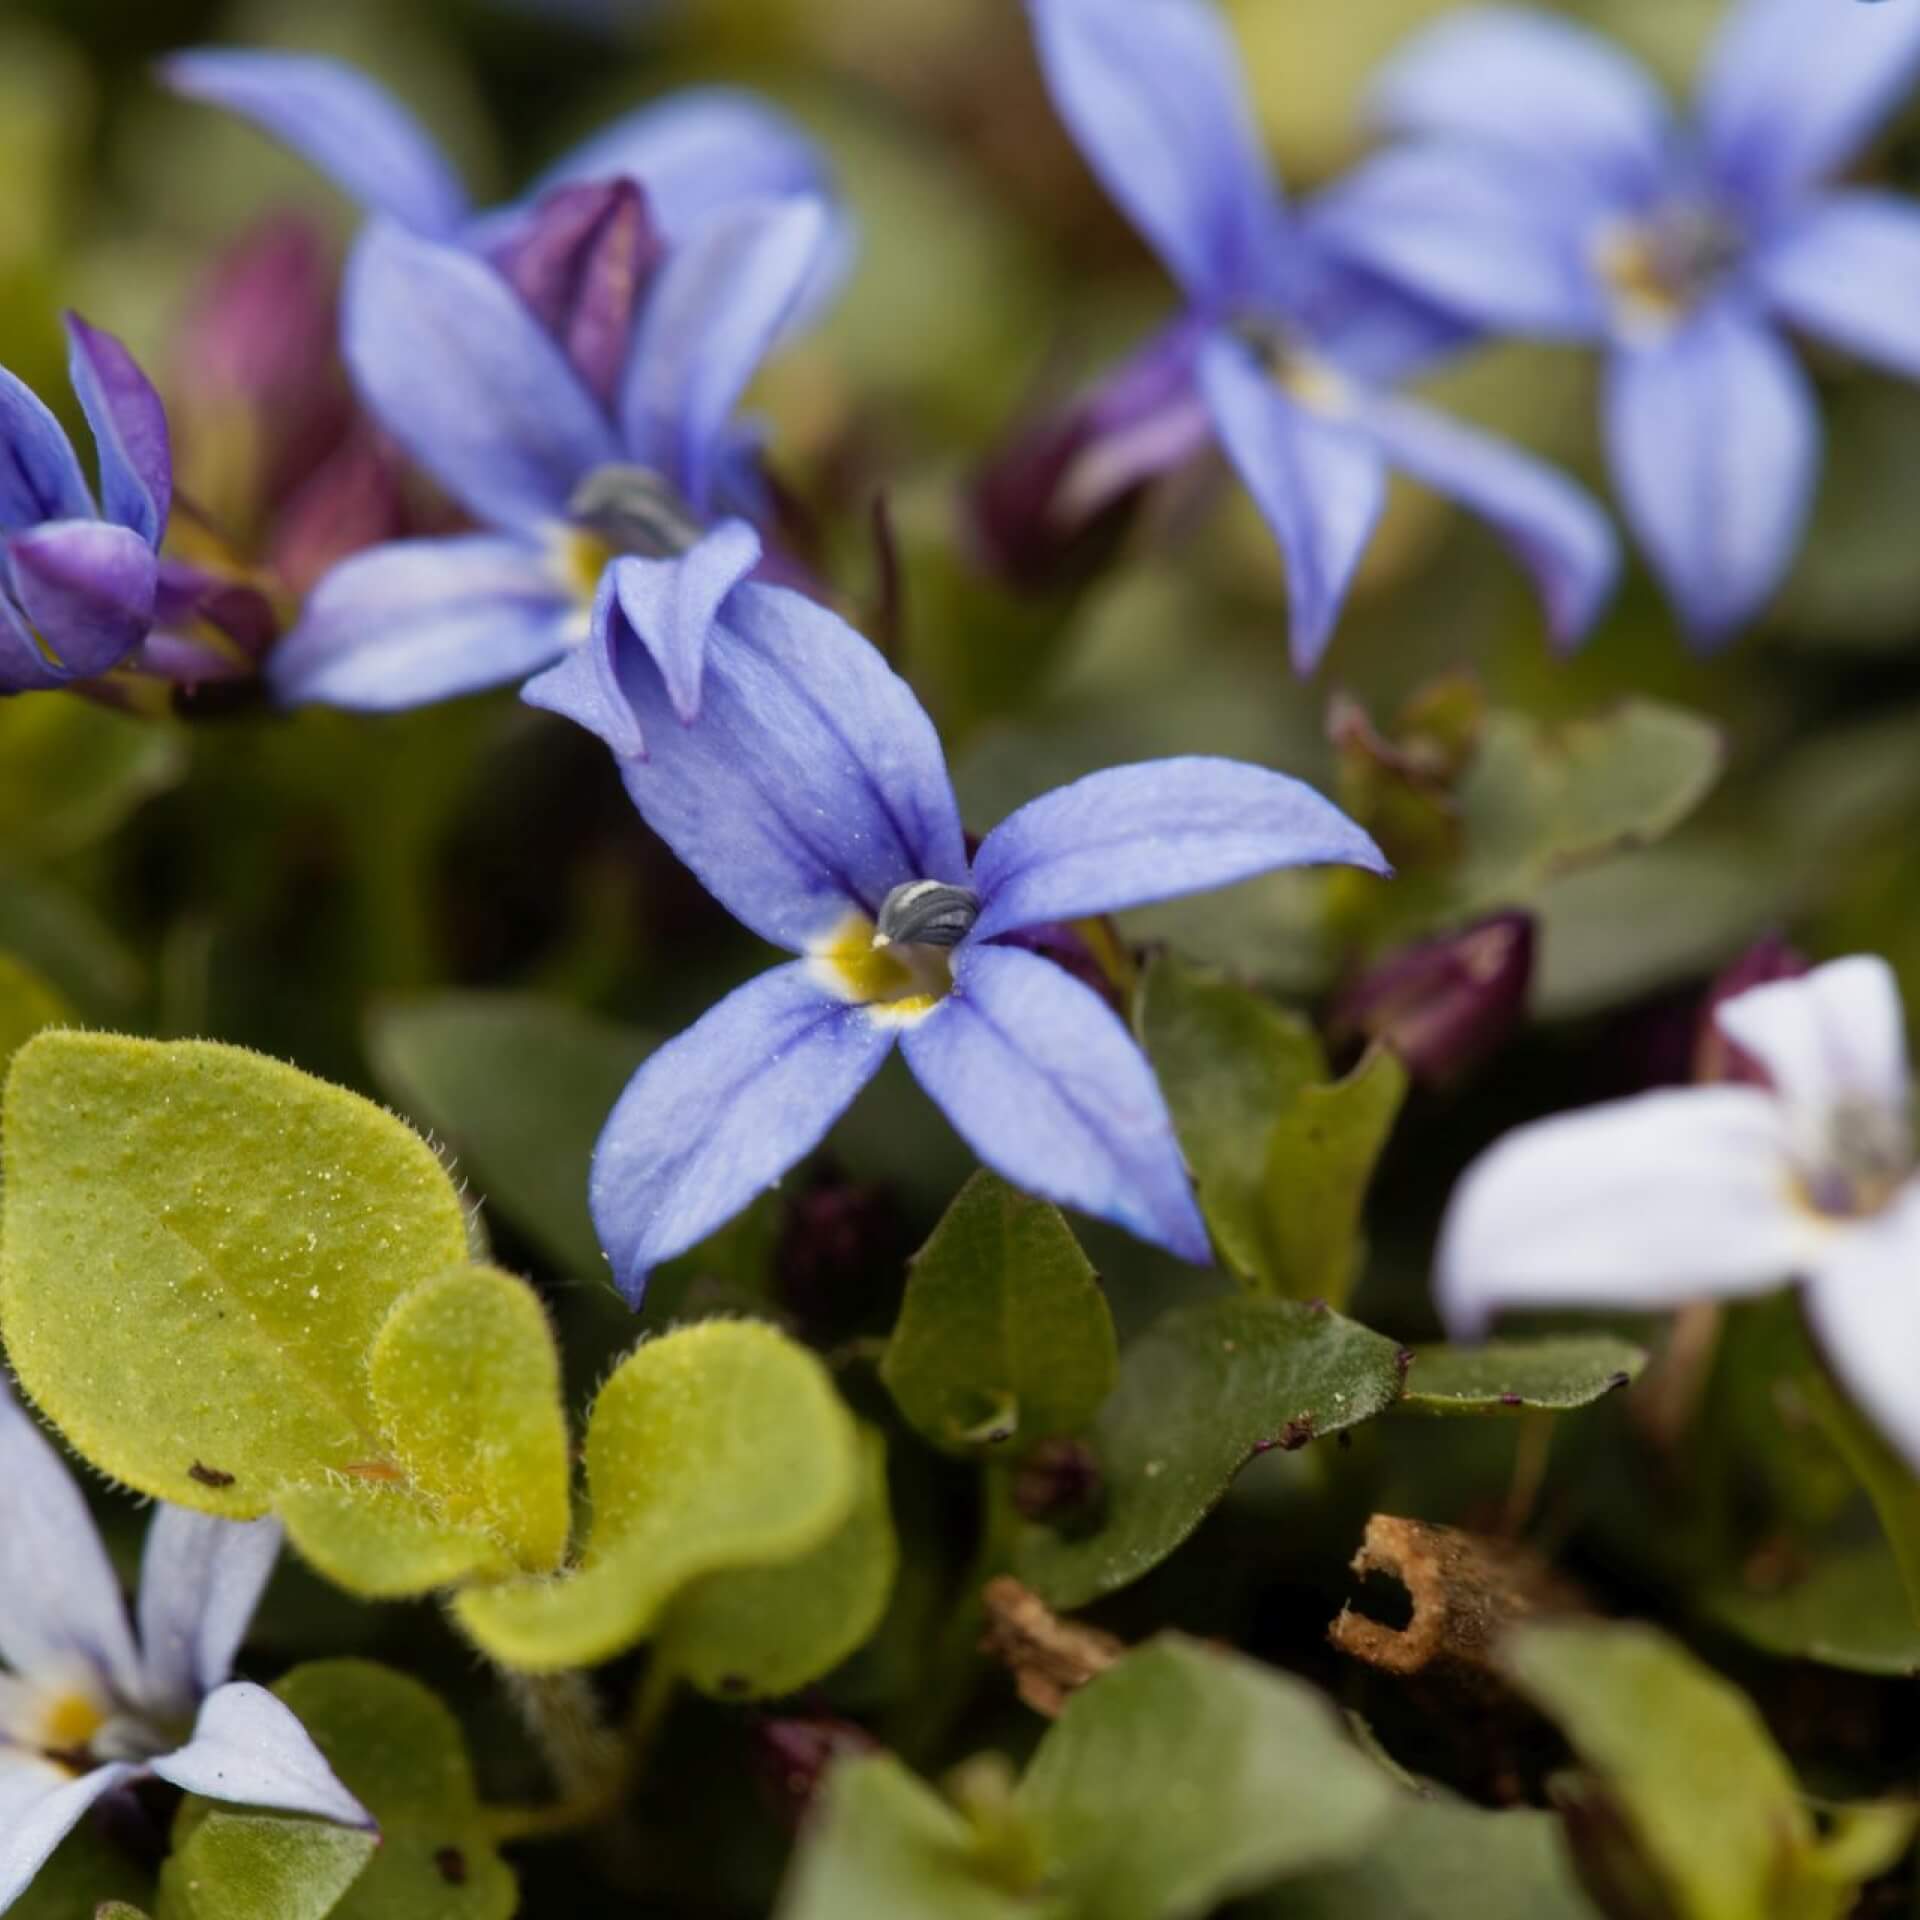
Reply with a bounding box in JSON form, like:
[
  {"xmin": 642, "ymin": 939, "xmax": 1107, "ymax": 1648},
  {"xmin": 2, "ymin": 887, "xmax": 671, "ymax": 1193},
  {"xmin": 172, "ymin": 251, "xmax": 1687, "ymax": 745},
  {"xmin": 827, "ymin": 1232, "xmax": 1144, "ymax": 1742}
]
[{"xmin": 7, "ymin": 0, "xmax": 1920, "ymax": 1912}]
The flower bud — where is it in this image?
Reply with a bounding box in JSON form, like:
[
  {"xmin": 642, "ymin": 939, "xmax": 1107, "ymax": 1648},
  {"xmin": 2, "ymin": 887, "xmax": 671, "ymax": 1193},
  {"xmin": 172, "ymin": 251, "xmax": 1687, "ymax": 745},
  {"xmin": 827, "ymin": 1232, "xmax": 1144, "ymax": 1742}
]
[
  {"xmin": 1331, "ymin": 912, "xmax": 1535, "ymax": 1087},
  {"xmin": 1010, "ymin": 1437, "xmax": 1106, "ymax": 1535},
  {"xmin": 751, "ymin": 1715, "xmax": 879, "ymax": 1828}
]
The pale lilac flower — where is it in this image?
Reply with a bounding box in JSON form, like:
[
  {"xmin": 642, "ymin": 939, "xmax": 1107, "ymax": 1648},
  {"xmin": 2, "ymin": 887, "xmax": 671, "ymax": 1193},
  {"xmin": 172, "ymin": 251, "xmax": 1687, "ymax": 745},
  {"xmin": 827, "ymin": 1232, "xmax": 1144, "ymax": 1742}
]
[
  {"xmin": 0, "ymin": 1383, "xmax": 370, "ymax": 1911},
  {"xmin": 1439, "ymin": 956, "xmax": 1920, "ymax": 1469}
]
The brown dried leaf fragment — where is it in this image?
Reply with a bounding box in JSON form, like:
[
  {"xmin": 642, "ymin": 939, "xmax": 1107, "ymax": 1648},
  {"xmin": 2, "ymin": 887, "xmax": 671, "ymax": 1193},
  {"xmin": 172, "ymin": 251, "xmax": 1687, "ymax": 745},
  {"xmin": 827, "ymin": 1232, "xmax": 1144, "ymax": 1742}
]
[
  {"xmin": 1329, "ymin": 1514, "xmax": 1584, "ymax": 1678},
  {"xmin": 981, "ymin": 1574, "xmax": 1124, "ymax": 1718}
]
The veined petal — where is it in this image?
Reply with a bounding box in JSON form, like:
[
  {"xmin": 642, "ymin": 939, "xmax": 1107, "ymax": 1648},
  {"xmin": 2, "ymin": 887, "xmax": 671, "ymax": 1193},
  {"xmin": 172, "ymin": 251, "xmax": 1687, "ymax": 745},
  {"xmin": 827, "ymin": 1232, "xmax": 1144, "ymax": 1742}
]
[
  {"xmin": 269, "ymin": 535, "xmax": 577, "ymax": 710},
  {"xmin": 0, "ymin": 1755, "xmax": 137, "ymax": 1914},
  {"xmin": 1368, "ymin": 6, "xmax": 1673, "ymax": 194},
  {"xmin": 608, "ymin": 518, "xmax": 762, "ymax": 723},
  {"xmin": 344, "ymin": 220, "xmax": 618, "ymax": 530},
  {"xmin": 1436, "ymin": 1085, "xmax": 1811, "ymax": 1337},
  {"xmin": 1197, "ymin": 333, "xmax": 1387, "ymax": 674},
  {"xmin": 5, "ymin": 519, "xmax": 157, "ymax": 679},
  {"xmin": 1804, "ymin": 1186, "xmax": 1920, "ymax": 1473},
  {"xmin": 614, "ymin": 582, "xmax": 968, "ymax": 951},
  {"xmin": 0, "ymin": 1382, "xmax": 143, "ymax": 1704},
  {"xmin": 971, "ymin": 756, "xmax": 1384, "ymax": 942},
  {"xmin": 1027, "ymin": 0, "xmax": 1275, "ymax": 307},
  {"xmin": 1361, "ymin": 391, "xmax": 1619, "ymax": 648},
  {"xmin": 64, "ymin": 316, "xmax": 170, "ymax": 547},
  {"xmin": 902, "ymin": 942, "xmax": 1211, "ymax": 1263},
  {"xmin": 621, "ymin": 196, "xmax": 831, "ymax": 514},
  {"xmin": 151, "ymin": 1680, "xmax": 373, "ymax": 1829},
  {"xmin": 590, "ymin": 962, "xmax": 895, "ymax": 1305},
  {"xmin": 0, "ymin": 367, "xmax": 93, "ymax": 532},
  {"xmin": 1309, "ymin": 143, "xmax": 1610, "ymax": 340},
  {"xmin": 1714, "ymin": 955, "xmax": 1910, "ymax": 1122},
  {"xmin": 523, "ymin": 571, "xmax": 645, "ymax": 758},
  {"xmin": 160, "ymin": 50, "xmax": 470, "ymax": 236},
  {"xmin": 1604, "ymin": 304, "xmax": 1819, "ymax": 646},
  {"xmin": 1697, "ymin": 0, "xmax": 1920, "ymax": 214},
  {"xmin": 1757, "ymin": 191, "xmax": 1920, "ymax": 383},
  {"xmin": 136, "ymin": 1510, "xmax": 282, "ymax": 1721},
  {"xmin": 535, "ymin": 88, "xmax": 836, "ymax": 241}
]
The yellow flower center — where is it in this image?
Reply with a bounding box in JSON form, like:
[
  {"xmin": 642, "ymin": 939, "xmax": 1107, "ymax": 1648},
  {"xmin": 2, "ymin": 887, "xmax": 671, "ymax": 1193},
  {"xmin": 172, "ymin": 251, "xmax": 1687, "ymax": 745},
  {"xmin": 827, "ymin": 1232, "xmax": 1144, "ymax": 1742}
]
[
  {"xmin": 556, "ymin": 527, "xmax": 615, "ymax": 608},
  {"xmin": 1594, "ymin": 204, "xmax": 1742, "ymax": 340},
  {"xmin": 36, "ymin": 1688, "xmax": 108, "ymax": 1757},
  {"xmin": 810, "ymin": 912, "xmax": 954, "ymax": 1027}
]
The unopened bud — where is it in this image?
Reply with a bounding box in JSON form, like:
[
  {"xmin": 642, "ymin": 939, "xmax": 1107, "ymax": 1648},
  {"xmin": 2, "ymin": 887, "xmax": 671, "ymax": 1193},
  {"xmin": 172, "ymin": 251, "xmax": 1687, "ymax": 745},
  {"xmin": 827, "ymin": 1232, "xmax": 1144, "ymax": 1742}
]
[
  {"xmin": 1331, "ymin": 912, "xmax": 1534, "ymax": 1087},
  {"xmin": 751, "ymin": 1715, "xmax": 879, "ymax": 1828},
  {"xmin": 1011, "ymin": 1437, "xmax": 1106, "ymax": 1535},
  {"xmin": 775, "ymin": 1174, "xmax": 913, "ymax": 1338}
]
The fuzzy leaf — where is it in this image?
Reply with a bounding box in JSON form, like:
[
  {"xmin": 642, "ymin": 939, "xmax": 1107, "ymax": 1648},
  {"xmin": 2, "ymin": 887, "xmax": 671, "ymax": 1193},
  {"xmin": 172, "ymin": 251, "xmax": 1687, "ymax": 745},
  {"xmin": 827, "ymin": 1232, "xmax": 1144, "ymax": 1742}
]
[
  {"xmin": 776, "ymin": 1754, "xmax": 1051, "ymax": 1920},
  {"xmin": 277, "ymin": 1483, "xmax": 508, "ymax": 1598},
  {"xmin": 367, "ymin": 992, "xmax": 654, "ymax": 1276},
  {"xmin": 1397, "ymin": 1337, "xmax": 1647, "ymax": 1417},
  {"xmin": 1016, "ymin": 1298, "xmax": 1406, "ymax": 1608},
  {"xmin": 368, "ymin": 1263, "xmax": 571, "ymax": 1573},
  {"xmin": 1137, "ymin": 954, "xmax": 1324, "ymax": 1284},
  {"xmin": 1015, "ymin": 1636, "xmax": 1395, "ymax": 1919},
  {"xmin": 454, "ymin": 1319, "xmax": 859, "ymax": 1671},
  {"xmin": 161, "ymin": 1659, "xmax": 515, "ymax": 1920},
  {"xmin": 0, "ymin": 950, "xmax": 69, "ymax": 1085},
  {"xmin": 1259, "ymin": 1044, "xmax": 1406, "ymax": 1308},
  {"xmin": 881, "ymin": 1174, "xmax": 1117, "ymax": 1456},
  {"xmin": 660, "ymin": 1426, "xmax": 898, "ymax": 1700},
  {"xmin": 0, "ymin": 1033, "xmax": 473, "ymax": 1514}
]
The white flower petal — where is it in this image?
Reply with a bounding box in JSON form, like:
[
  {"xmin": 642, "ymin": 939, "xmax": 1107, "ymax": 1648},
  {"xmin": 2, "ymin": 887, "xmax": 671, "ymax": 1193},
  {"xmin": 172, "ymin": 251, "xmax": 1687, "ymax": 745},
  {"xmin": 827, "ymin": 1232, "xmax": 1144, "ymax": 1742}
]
[
  {"xmin": 0, "ymin": 1752, "xmax": 135, "ymax": 1913},
  {"xmin": 1715, "ymin": 955, "xmax": 1910, "ymax": 1121},
  {"xmin": 136, "ymin": 1508, "xmax": 282, "ymax": 1720},
  {"xmin": 149, "ymin": 1681, "xmax": 373, "ymax": 1830},
  {"xmin": 1437, "ymin": 1085, "xmax": 1815, "ymax": 1336}
]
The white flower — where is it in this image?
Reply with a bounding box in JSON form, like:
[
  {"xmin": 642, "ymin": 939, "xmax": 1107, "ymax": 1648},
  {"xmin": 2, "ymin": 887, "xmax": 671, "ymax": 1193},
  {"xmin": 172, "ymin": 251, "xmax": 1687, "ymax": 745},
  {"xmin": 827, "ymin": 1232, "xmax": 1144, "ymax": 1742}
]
[
  {"xmin": 1438, "ymin": 954, "xmax": 1920, "ymax": 1467},
  {"xmin": 0, "ymin": 1381, "xmax": 372, "ymax": 1912}
]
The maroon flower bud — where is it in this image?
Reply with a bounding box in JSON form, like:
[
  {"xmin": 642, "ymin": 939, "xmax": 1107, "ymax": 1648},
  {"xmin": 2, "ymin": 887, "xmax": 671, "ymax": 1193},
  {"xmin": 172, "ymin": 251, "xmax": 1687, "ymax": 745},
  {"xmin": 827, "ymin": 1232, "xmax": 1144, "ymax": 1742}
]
[
  {"xmin": 1011, "ymin": 1437, "xmax": 1106, "ymax": 1535},
  {"xmin": 488, "ymin": 178, "xmax": 663, "ymax": 409},
  {"xmin": 775, "ymin": 1174, "xmax": 914, "ymax": 1338},
  {"xmin": 267, "ymin": 423, "xmax": 416, "ymax": 598},
  {"xmin": 751, "ymin": 1715, "xmax": 880, "ymax": 1829},
  {"xmin": 1693, "ymin": 933, "xmax": 1809, "ymax": 1086},
  {"xmin": 1331, "ymin": 912, "xmax": 1535, "ymax": 1087}
]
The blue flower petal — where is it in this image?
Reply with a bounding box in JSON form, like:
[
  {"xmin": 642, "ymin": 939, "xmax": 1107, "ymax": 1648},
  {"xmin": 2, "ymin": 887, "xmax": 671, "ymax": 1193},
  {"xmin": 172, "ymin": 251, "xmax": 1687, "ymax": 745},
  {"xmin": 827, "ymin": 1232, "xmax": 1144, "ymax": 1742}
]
[
  {"xmin": 344, "ymin": 220, "xmax": 618, "ymax": 531},
  {"xmin": 1697, "ymin": 0, "xmax": 1920, "ymax": 214},
  {"xmin": 1757, "ymin": 190, "xmax": 1920, "ymax": 383},
  {"xmin": 4, "ymin": 519, "xmax": 157, "ymax": 679},
  {"xmin": 523, "ymin": 573, "xmax": 646, "ymax": 759},
  {"xmin": 65, "ymin": 314, "xmax": 172, "ymax": 547},
  {"xmin": 621, "ymin": 196, "xmax": 832, "ymax": 514},
  {"xmin": 901, "ymin": 942, "xmax": 1211, "ymax": 1264},
  {"xmin": 270, "ymin": 535, "xmax": 577, "ymax": 709},
  {"xmin": 1027, "ymin": 0, "xmax": 1275, "ymax": 308},
  {"xmin": 1604, "ymin": 304, "xmax": 1819, "ymax": 646},
  {"xmin": 610, "ymin": 517, "xmax": 762, "ymax": 723},
  {"xmin": 161, "ymin": 50, "xmax": 471, "ymax": 236},
  {"xmin": 970, "ymin": 755, "xmax": 1385, "ymax": 942},
  {"xmin": 1196, "ymin": 333, "xmax": 1387, "ymax": 674},
  {"xmin": 1367, "ymin": 6, "xmax": 1673, "ymax": 196},
  {"xmin": 614, "ymin": 581, "xmax": 968, "ymax": 951},
  {"xmin": 590, "ymin": 962, "xmax": 895, "ymax": 1305},
  {"xmin": 0, "ymin": 367, "xmax": 93, "ymax": 531},
  {"xmin": 1360, "ymin": 391, "xmax": 1619, "ymax": 649}
]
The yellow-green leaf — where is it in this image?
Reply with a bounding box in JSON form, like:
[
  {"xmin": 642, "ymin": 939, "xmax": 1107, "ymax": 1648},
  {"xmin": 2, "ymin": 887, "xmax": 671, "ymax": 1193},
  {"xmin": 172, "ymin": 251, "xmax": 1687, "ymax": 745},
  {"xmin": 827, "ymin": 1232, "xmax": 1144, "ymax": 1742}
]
[
  {"xmin": 0, "ymin": 950, "xmax": 68, "ymax": 1089},
  {"xmin": 0, "ymin": 1033, "xmax": 474, "ymax": 1514},
  {"xmin": 277, "ymin": 1483, "xmax": 508, "ymax": 1599},
  {"xmin": 455, "ymin": 1319, "xmax": 858, "ymax": 1672}
]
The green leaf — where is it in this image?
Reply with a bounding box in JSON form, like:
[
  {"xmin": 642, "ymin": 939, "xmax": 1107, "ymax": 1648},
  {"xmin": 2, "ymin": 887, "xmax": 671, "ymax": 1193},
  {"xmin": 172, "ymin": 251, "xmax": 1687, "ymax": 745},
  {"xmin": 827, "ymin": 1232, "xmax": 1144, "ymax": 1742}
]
[
  {"xmin": 1016, "ymin": 1297, "xmax": 1406, "ymax": 1608},
  {"xmin": 1397, "ymin": 1337, "xmax": 1647, "ymax": 1417},
  {"xmin": 454, "ymin": 1318, "xmax": 859, "ymax": 1671},
  {"xmin": 277, "ymin": 1483, "xmax": 508, "ymax": 1599},
  {"xmin": 1273, "ymin": 1797, "xmax": 1602, "ymax": 1920},
  {"xmin": 776, "ymin": 1754, "xmax": 1051, "ymax": 1920},
  {"xmin": 368, "ymin": 1264, "xmax": 571, "ymax": 1573},
  {"xmin": 1137, "ymin": 954, "xmax": 1324, "ymax": 1284},
  {"xmin": 0, "ymin": 695, "xmax": 184, "ymax": 862},
  {"xmin": 162, "ymin": 1659, "xmax": 515, "ymax": 1920},
  {"xmin": 880, "ymin": 1173, "xmax": 1117, "ymax": 1456},
  {"xmin": 1501, "ymin": 1620, "xmax": 1826, "ymax": 1920},
  {"xmin": 660, "ymin": 1426, "xmax": 898, "ymax": 1700},
  {"xmin": 0, "ymin": 1033, "xmax": 473, "ymax": 1514},
  {"xmin": 1700, "ymin": 1537, "xmax": 1920, "ymax": 1677},
  {"xmin": 0, "ymin": 949, "xmax": 69, "ymax": 1085},
  {"xmin": 367, "ymin": 992, "xmax": 654, "ymax": 1276},
  {"xmin": 1015, "ymin": 1636, "xmax": 1394, "ymax": 1920},
  {"xmin": 1259, "ymin": 1044, "xmax": 1406, "ymax": 1308}
]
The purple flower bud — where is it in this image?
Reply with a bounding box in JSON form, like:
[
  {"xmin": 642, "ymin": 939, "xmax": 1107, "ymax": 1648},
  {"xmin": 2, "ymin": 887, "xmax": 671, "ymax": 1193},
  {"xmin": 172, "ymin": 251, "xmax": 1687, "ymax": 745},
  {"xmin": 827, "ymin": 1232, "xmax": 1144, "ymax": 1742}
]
[
  {"xmin": 1331, "ymin": 912, "xmax": 1534, "ymax": 1087},
  {"xmin": 775, "ymin": 1173, "xmax": 915, "ymax": 1338},
  {"xmin": 1011, "ymin": 1437, "xmax": 1107, "ymax": 1534},
  {"xmin": 488, "ymin": 178, "xmax": 663, "ymax": 409},
  {"xmin": 1693, "ymin": 933, "xmax": 1809, "ymax": 1087},
  {"xmin": 750, "ymin": 1715, "xmax": 879, "ymax": 1829},
  {"xmin": 267, "ymin": 423, "xmax": 422, "ymax": 598}
]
